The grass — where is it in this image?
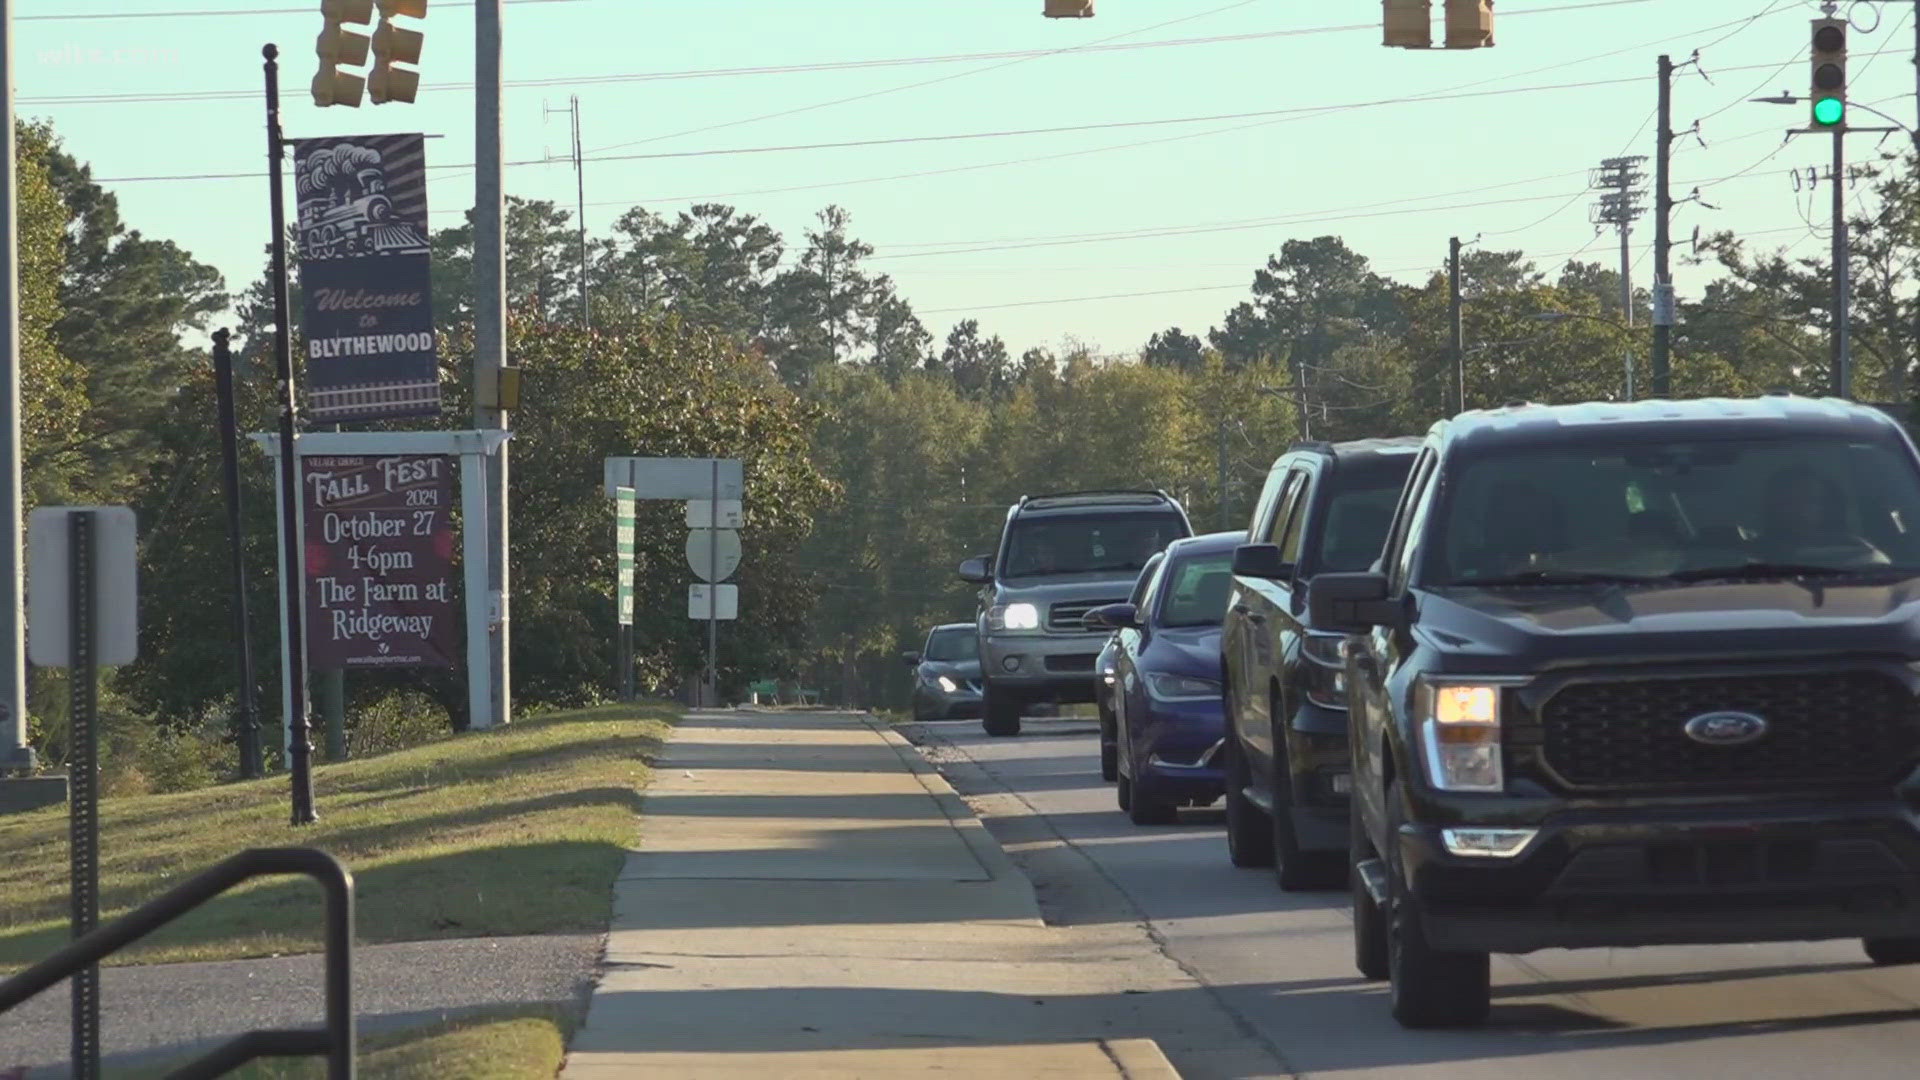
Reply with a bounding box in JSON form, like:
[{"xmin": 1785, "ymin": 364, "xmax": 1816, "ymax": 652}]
[
  {"xmin": 126, "ymin": 1005, "xmax": 573, "ymax": 1080},
  {"xmin": 0, "ymin": 703, "xmax": 672, "ymax": 973}
]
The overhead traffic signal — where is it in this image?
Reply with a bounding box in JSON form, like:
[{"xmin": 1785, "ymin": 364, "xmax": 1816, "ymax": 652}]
[
  {"xmin": 1384, "ymin": 1, "xmax": 1493, "ymax": 49},
  {"xmin": 1444, "ymin": 0, "xmax": 1494, "ymax": 49},
  {"xmin": 369, "ymin": 1, "xmax": 426, "ymax": 104},
  {"xmin": 313, "ymin": 0, "xmax": 373, "ymax": 107},
  {"xmin": 1383, "ymin": 0, "xmax": 1431, "ymax": 48},
  {"xmin": 1810, "ymin": 16, "xmax": 1846, "ymax": 128},
  {"xmin": 1043, "ymin": 1, "xmax": 1092, "ymax": 16}
]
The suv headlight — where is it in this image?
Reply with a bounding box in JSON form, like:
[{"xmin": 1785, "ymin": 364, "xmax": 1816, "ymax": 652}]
[
  {"xmin": 1146, "ymin": 673, "xmax": 1222, "ymax": 701},
  {"xmin": 1417, "ymin": 679, "xmax": 1504, "ymax": 793},
  {"xmin": 987, "ymin": 603, "xmax": 1041, "ymax": 631}
]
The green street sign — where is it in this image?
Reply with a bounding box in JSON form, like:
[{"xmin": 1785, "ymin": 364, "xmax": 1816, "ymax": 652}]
[{"xmin": 615, "ymin": 486, "xmax": 635, "ymax": 626}]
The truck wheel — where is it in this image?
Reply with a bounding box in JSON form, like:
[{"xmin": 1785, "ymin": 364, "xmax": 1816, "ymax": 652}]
[
  {"xmin": 1385, "ymin": 781, "xmax": 1490, "ymax": 1028},
  {"xmin": 1271, "ymin": 716, "xmax": 1344, "ymax": 891},
  {"xmin": 982, "ymin": 687, "xmax": 1021, "ymax": 737},
  {"xmin": 1098, "ymin": 704, "xmax": 1119, "ymax": 782},
  {"xmin": 1864, "ymin": 938, "xmax": 1920, "ymax": 965},
  {"xmin": 1223, "ymin": 736, "xmax": 1275, "ymax": 868},
  {"xmin": 1352, "ymin": 795, "xmax": 1388, "ymax": 981}
]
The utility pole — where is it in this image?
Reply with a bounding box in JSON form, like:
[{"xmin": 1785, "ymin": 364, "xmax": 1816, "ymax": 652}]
[
  {"xmin": 544, "ymin": 94, "xmax": 590, "ymax": 329},
  {"xmin": 1833, "ymin": 125, "xmax": 1850, "ymax": 398},
  {"xmin": 1449, "ymin": 237, "xmax": 1464, "ymax": 413},
  {"xmin": 1590, "ymin": 156, "xmax": 1647, "ymax": 327},
  {"xmin": 1652, "ymin": 54, "xmax": 1675, "ymax": 397},
  {"xmin": 0, "ymin": 0, "xmax": 30, "ymax": 777},
  {"xmin": 211, "ymin": 330, "xmax": 262, "ymax": 779},
  {"xmin": 476, "ymin": 0, "xmax": 511, "ymax": 729}
]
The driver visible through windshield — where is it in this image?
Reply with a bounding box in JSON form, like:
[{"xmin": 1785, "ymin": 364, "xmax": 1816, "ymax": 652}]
[
  {"xmin": 1431, "ymin": 436, "xmax": 1920, "ymax": 586},
  {"xmin": 1000, "ymin": 515, "xmax": 1184, "ymax": 578}
]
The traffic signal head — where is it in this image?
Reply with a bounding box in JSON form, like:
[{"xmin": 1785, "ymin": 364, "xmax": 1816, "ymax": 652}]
[
  {"xmin": 1444, "ymin": 0, "xmax": 1494, "ymax": 49},
  {"xmin": 369, "ymin": 18, "xmax": 424, "ymax": 103},
  {"xmin": 1810, "ymin": 16, "xmax": 1846, "ymax": 128},
  {"xmin": 1042, "ymin": 1, "xmax": 1093, "ymax": 16},
  {"xmin": 1383, "ymin": 0, "xmax": 1432, "ymax": 48},
  {"xmin": 314, "ymin": 0, "xmax": 373, "ymax": 107}
]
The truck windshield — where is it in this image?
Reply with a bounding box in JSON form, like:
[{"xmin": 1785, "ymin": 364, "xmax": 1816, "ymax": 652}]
[
  {"xmin": 1001, "ymin": 514, "xmax": 1187, "ymax": 579},
  {"xmin": 924, "ymin": 628, "xmax": 978, "ymax": 663},
  {"xmin": 1429, "ymin": 437, "xmax": 1920, "ymax": 585}
]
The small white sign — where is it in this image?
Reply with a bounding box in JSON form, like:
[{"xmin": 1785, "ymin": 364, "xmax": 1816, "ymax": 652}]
[
  {"xmin": 28, "ymin": 506, "xmax": 139, "ymax": 668},
  {"xmin": 688, "ymin": 583, "xmax": 738, "ymax": 621},
  {"xmin": 685, "ymin": 528, "xmax": 743, "ymax": 583},
  {"xmin": 685, "ymin": 499, "xmax": 743, "ymax": 529}
]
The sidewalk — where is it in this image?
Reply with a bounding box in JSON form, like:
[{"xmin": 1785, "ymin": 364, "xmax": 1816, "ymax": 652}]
[{"xmin": 559, "ymin": 710, "xmax": 1183, "ymax": 1079}]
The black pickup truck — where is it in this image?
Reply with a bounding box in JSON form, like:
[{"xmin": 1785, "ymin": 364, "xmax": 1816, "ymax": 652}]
[{"xmin": 1314, "ymin": 397, "xmax": 1920, "ymax": 1029}]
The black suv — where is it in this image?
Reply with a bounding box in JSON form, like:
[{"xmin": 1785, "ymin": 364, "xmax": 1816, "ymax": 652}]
[
  {"xmin": 1313, "ymin": 398, "xmax": 1920, "ymax": 1029},
  {"xmin": 1220, "ymin": 438, "xmax": 1419, "ymax": 889},
  {"xmin": 960, "ymin": 490, "xmax": 1193, "ymax": 736}
]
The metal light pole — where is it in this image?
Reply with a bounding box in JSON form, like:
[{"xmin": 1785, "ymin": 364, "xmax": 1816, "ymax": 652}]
[
  {"xmin": 476, "ymin": 0, "xmax": 512, "ymax": 729},
  {"xmin": 211, "ymin": 330, "xmax": 262, "ymax": 779},
  {"xmin": 262, "ymin": 45, "xmax": 316, "ymax": 825},
  {"xmin": 0, "ymin": 0, "xmax": 30, "ymax": 775}
]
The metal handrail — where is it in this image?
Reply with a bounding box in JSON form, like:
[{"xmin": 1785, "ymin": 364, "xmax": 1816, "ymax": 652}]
[{"xmin": 0, "ymin": 847, "xmax": 354, "ymax": 1079}]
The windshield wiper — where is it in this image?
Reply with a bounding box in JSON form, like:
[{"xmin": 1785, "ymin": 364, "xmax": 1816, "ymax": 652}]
[
  {"xmin": 1450, "ymin": 569, "xmax": 1664, "ymax": 587},
  {"xmin": 1664, "ymin": 561, "xmax": 1912, "ymax": 582}
]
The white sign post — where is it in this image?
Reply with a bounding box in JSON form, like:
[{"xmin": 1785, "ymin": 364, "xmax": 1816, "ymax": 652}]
[
  {"xmin": 603, "ymin": 456, "xmax": 744, "ymax": 706},
  {"xmin": 27, "ymin": 505, "xmax": 139, "ymax": 1068}
]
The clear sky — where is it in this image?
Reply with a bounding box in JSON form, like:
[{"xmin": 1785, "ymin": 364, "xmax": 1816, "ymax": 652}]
[{"xmin": 14, "ymin": 0, "xmax": 1915, "ymax": 358}]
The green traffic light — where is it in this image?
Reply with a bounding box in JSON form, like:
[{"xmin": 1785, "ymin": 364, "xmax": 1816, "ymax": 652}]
[{"xmin": 1813, "ymin": 96, "xmax": 1845, "ymax": 126}]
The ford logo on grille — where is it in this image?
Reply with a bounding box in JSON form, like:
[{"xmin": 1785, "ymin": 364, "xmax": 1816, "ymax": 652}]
[{"xmin": 1683, "ymin": 711, "xmax": 1769, "ymax": 747}]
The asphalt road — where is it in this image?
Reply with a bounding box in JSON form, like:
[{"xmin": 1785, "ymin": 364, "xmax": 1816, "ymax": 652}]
[{"xmin": 909, "ymin": 718, "xmax": 1920, "ymax": 1080}]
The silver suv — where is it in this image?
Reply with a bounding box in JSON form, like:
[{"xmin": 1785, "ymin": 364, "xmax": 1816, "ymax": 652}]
[{"xmin": 958, "ymin": 490, "xmax": 1193, "ymax": 736}]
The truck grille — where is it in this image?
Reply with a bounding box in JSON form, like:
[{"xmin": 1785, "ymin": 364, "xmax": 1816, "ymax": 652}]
[
  {"xmin": 1048, "ymin": 599, "xmax": 1124, "ymax": 633},
  {"xmin": 1538, "ymin": 670, "xmax": 1920, "ymax": 792}
]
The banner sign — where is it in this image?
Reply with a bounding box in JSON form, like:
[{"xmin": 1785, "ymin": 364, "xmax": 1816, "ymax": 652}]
[
  {"xmin": 303, "ymin": 454, "xmax": 456, "ymax": 669},
  {"xmin": 292, "ymin": 134, "xmax": 440, "ymax": 423},
  {"xmin": 615, "ymin": 487, "xmax": 635, "ymax": 627}
]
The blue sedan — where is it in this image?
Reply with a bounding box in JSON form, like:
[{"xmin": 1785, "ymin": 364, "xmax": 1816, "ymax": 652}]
[{"xmin": 1086, "ymin": 532, "xmax": 1239, "ymax": 826}]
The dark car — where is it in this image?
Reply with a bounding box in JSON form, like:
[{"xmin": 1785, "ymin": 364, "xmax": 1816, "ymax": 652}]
[
  {"xmin": 1095, "ymin": 550, "xmax": 1166, "ymax": 782},
  {"xmin": 1220, "ymin": 438, "xmax": 1419, "ymax": 889},
  {"xmin": 1315, "ymin": 397, "xmax": 1920, "ymax": 1030},
  {"xmin": 904, "ymin": 623, "xmax": 984, "ymax": 721},
  {"xmin": 1087, "ymin": 532, "xmax": 1240, "ymax": 825},
  {"xmin": 960, "ymin": 491, "xmax": 1193, "ymax": 737}
]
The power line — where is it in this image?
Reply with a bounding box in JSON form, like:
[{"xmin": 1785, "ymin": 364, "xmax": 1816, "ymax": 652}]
[
  {"xmin": 19, "ymin": 0, "xmax": 580, "ymax": 19},
  {"xmin": 584, "ymin": 0, "xmax": 1269, "ymax": 156},
  {"xmin": 912, "ymin": 224, "xmax": 1839, "ymax": 317}
]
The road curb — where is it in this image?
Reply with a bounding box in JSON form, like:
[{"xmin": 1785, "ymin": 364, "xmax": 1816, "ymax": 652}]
[
  {"xmin": 1104, "ymin": 1038, "xmax": 1184, "ymax": 1078},
  {"xmin": 862, "ymin": 715, "xmax": 1045, "ymax": 927}
]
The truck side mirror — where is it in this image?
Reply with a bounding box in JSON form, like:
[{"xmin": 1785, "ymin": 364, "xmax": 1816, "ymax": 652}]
[
  {"xmin": 1307, "ymin": 571, "xmax": 1398, "ymax": 634},
  {"xmin": 957, "ymin": 556, "xmax": 992, "ymax": 584},
  {"xmin": 1231, "ymin": 543, "xmax": 1294, "ymax": 581}
]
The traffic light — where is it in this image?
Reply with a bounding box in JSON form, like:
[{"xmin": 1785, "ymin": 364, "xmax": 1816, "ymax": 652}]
[
  {"xmin": 1444, "ymin": 0, "xmax": 1494, "ymax": 49},
  {"xmin": 1810, "ymin": 16, "xmax": 1846, "ymax": 128},
  {"xmin": 1043, "ymin": 1, "xmax": 1092, "ymax": 16},
  {"xmin": 369, "ymin": 0, "xmax": 426, "ymax": 104},
  {"xmin": 1383, "ymin": 0, "xmax": 1432, "ymax": 49},
  {"xmin": 313, "ymin": 0, "xmax": 373, "ymax": 107}
]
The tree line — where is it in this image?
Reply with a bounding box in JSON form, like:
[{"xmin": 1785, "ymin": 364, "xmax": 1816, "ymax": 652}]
[{"xmin": 15, "ymin": 118, "xmax": 1912, "ymax": 772}]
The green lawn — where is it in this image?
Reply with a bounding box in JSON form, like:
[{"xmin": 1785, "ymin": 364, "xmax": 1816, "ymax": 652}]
[
  {"xmin": 129, "ymin": 1006, "xmax": 573, "ymax": 1080},
  {"xmin": 0, "ymin": 703, "xmax": 671, "ymax": 972}
]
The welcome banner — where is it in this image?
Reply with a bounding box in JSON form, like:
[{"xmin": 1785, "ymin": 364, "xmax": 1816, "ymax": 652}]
[{"xmin": 292, "ymin": 133, "xmax": 441, "ymax": 423}]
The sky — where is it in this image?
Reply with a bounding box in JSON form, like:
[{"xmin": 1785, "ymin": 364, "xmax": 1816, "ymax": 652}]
[{"xmin": 13, "ymin": 0, "xmax": 1919, "ymax": 358}]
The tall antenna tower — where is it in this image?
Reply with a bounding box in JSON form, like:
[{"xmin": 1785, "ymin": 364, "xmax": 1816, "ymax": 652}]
[{"xmin": 1591, "ymin": 155, "xmax": 1648, "ymax": 327}]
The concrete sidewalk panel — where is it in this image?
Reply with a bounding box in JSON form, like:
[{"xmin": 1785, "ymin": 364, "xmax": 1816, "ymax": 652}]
[{"xmin": 563, "ymin": 1042, "xmax": 1173, "ymax": 1078}]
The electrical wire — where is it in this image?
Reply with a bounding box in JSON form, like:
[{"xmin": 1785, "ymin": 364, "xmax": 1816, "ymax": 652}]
[
  {"xmin": 584, "ymin": 0, "xmax": 1270, "ymax": 156},
  {"xmin": 19, "ymin": 0, "xmax": 579, "ymax": 18}
]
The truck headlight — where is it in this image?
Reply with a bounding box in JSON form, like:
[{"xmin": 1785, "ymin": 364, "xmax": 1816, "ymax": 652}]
[
  {"xmin": 988, "ymin": 603, "xmax": 1041, "ymax": 631},
  {"xmin": 1418, "ymin": 680, "xmax": 1503, "ymax": 793},
  {"xmin": 1302, "ymin": 633, "xmax": 1348, "ymax": 710},
  {"xmin": 1146, "ymin": 673, "xmax": 1221, "ymax": 701}
]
